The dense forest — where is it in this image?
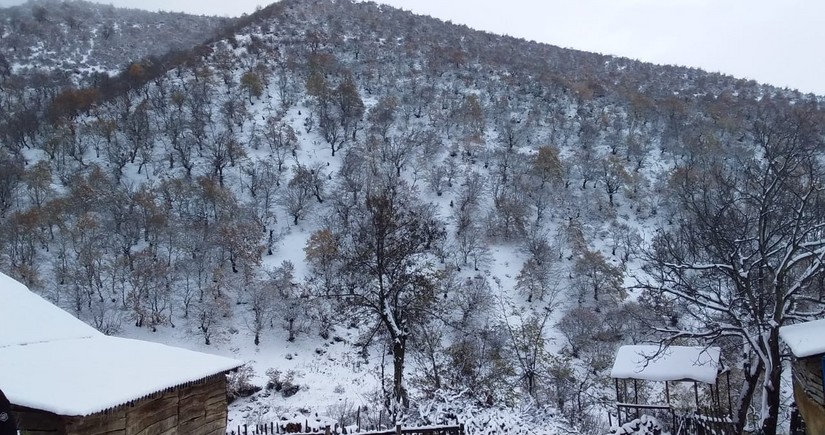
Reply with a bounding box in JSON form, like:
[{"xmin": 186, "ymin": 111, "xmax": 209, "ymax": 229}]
[{"xmin": 1, "ymin": 1, "xmax": 824, "ymax": 434}]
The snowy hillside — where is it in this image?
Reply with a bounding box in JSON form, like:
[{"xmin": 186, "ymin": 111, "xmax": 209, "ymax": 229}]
[
  {"xmin": 1, "ymin": 1, "xmax": 824, "ymax": 434},
  {"xmin": 0, "ymin": 0, "xmax": 229, "ymax": 85}
]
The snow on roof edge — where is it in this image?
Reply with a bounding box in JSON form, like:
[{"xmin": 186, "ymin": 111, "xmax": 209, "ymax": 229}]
[
  {"xmin": 779, "ymin": 318, "xmax": 825, "ymax": 358},
  {"xmin": 3, "ymin": 336, "xmax": 243, "ymax": 417},
  {"xmin": 610, "ymin": 345, "xmax": 721, "ymax": 384},
  {"xmin": 0, "ymin": 273, "xmax": 243, "ymax": 416},
  {"xmin": 11, "ymin": 369, "xmax": 235, "ymax": 416}
]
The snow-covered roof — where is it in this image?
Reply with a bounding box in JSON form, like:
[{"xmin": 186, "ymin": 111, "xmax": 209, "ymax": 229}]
[
  {"xmin": 0, "ymin": 272, "xmax": 99, "ymax": 347},
  {"xmin": 780, "ymin": 318, "xmax": 825, "ymax": 358},
  {"xmin": 0, "ymin": 272, "xmax": 242, "ymax": 416},
  {"xmin": 0, "ymin": 336, "xmax": 241, "ymax": 416},
  {"xmin": 610, "ymin": 345, "xmax": 721, "ymax": 384}
]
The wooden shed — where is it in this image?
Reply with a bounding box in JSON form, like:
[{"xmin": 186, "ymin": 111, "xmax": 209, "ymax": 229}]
[
  {"xmin": 780, "ymin": 318, "xmax": 825, "ymax": 434},
  {"xmin": 0, "ymin": 272, "xmax": 242, "ymax": 435},
  {"xmin": 12, "ymin": 374, "xmax": 230, "ymax": 435}
]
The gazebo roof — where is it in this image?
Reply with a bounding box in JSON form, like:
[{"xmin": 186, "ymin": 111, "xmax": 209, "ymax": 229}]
[
  {"xmin": 779, "ymin": 318, "xmax": 825, "ymax": 358},
  {"xmin": 0, "ymin": 272, "xmax": 242, "ymax": 416},
  {"xmin": 610, "ymin": 345, "xmax": 722, "ymax": 384}
]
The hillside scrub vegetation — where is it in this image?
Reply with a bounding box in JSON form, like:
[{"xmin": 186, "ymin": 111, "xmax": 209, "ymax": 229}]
[{"xmin": 1, "ymin": 0, "xmax": 824, "ymax": 434}]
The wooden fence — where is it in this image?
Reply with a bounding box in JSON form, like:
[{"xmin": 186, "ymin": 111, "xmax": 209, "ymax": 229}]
[
  {"xmin": 227, "ymin": 423, "xmax": 465, "ymax": 435},
  {"xmin": 611, "ymin": 404, "xmax": 735, "ymax": 435}
]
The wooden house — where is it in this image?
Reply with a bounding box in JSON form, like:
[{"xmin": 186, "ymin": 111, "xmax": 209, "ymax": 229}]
[
  {"xmin": 0, "ymin": 272, "xmax": 242, "ymax": 435},
  {"xmin": 780, "ymin": 318, "xmax": 825, "ymax": 434}
]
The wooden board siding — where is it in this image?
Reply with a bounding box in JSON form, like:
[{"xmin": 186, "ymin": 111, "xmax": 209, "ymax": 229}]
[
  {"xmin": 124, "ymin": 390, "xmax": 179, "ymax": 435},
  {"xmin": 66, "ymin": 408, "xmax": 127, "ymax": 435},
  {"xmin": 178, "ymin": 375, "xmax": 228, "ymax": 435},
  {"xmin": 794, "ymin": 380, "xmax": 825, "ymax": 435},
  {"xmin": 792, "ymin": 356, "xmax": 825, "ymax": 407},
  {"xmin": 792, "ymin": 355, "xmax": 825, "ymax": 435},
  {"xmin": 12, "ymin": 405, "xmax": 65, "ymax": 434},
  {"xmin": 14, "ymin": 374, "xmax": 228, "ymax": 435}
]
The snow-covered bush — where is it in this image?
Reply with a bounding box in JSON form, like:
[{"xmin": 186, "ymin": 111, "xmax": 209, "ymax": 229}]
[
  {"xmin": 265, "ymin": 368, "xmax": 300, "ymax": 397},
  {"xmin": 413, "ymin": 391, "xmax": 577, "ymax": 435},
  {"xmin": 227, "ymin": 364, "xmax": 261, "ymax": 403},
  {"xmin": 608, "ymin": 415, "xmax": 664, "ymax": 435}
]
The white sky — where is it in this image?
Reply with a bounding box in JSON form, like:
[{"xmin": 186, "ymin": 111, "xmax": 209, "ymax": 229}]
[{"xmin": 1, "ymin": 0, "xmax": 822, "ymax": 95}]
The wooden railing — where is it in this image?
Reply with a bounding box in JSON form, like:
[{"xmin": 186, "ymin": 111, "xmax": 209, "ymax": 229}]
[
  {"xmin": 613, "ymin": 404, "xmax": 735, "ymax": 435},
  {"xmin": 227, "ymin": 423, "xmax": 465, "ymax": 435},
  {"xmin": 354, "ymin": 425, "xmax": 465, "ymax": 435}
]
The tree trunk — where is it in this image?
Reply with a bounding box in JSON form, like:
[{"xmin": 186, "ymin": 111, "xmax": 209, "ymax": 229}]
[
  {"xmin": 392, "ymin": 336, "xmax": 409, "ymax": 418},
  {"xmin": 429, "ymin": 350, "xmax": 441, "ymax": 390},
  {"xmin": 761, "ymin": 328, "xmax": 782, "ymax": 435},
  {"xmin": 734, "ymin": 355, "xmax": 763, "ymax": 435}
]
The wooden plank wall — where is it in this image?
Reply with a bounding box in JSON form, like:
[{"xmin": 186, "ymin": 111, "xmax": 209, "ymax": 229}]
[
  {"xmin": 179, "ymin": 375, "xmax": 228, "ymax": 435},
  {"xmin": 792, "ymin": 356, "xmax": 825, "ymax": 435},
  {"xmin": 793, "ymin": 356, "xmax": 825, "ymax": 406},
  {"xmin": 794, "ymin": 380, "xmax": 825, "ymax": 435},
  {"xmin": 14, "ymin": 375, "xmax": 228, "ymax": 435},
  {"xmin": 12, "ymin": 405, "xmax": 65, "ymax": 434}
]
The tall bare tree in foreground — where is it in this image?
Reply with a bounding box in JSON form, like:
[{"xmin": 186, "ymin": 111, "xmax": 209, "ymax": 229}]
[
  {"xmin": 639, "ymin": 104, "xmax": 825, "ymax": 435},
  {"xmin": 306, "ymin": 178, "xmax": 445, "ymax": 420}
]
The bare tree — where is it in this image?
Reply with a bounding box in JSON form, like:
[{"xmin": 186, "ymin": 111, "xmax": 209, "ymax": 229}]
[
  {"xmin": 500, "ymin": 301, "xmax": 553, "ymax": 402},
  {"xmin": 336, "ymin": 72, "xmax": 365, "ymax": 142},
  {"xmin": 0, "ymin": 150, "xmax": 23, "ymax": 217},
  {"xmin": 572, "ymin": 250, "xmax": 624, "ymax": 304},
  {"xmin": 638, "ymin": 105, "xmax": 825, "ymax": 435},
  {"xmin": 305, "ymin": 180, "xmax": 445, "ymax": 418},
  {"xmin": 281, "ymin": 163, "xmax": 324, "ymax": 225},
  {"xmin": 261, "ymin": 116, "xmax": 298, "ymax": 172},
  {"xmin": 246, "ymin": 277, "xmax": 273, "ymax": 346},
  {"xmin": 598, "ymin": 154, "xmax": 629, "ymax": 206}
]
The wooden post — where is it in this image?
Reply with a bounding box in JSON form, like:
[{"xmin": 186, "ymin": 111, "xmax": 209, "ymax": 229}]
[
  {"xmin": 665, "ymin": 381, "xmax": 674, "ymax": 431},
  {"xmin": 693, "ymin": 382, "xmax": 700, "ymax": 410},
  {"xmin": 614, "ymin": 378, "xmax": 621, "ymax": 425},
  {"xmin": 725, "ymin": 370, "xmax": 732, "ymax": 415},
  {"xmin": 325, "ymin": 425, "xmax": 331, "ymax": 435},
  {"xmin": 395, "ymin": 424, "xmax": 401, "ymax": 435}
]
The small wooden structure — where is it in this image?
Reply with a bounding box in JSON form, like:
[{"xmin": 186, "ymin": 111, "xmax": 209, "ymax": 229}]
[
  {"xmin": 14, "ymin": 374, "xmax": 229, "ymax": 435},
  {"xmin": 610, "ymin": 345, "xmax": 732, "ymax": 434},
  {"xmin": 780, "ymin": 318, "xmax": 825, "ymax": 435},
  {"xmin": 0, "ymin": 272, "xmax": 242, "ymax": 435}
]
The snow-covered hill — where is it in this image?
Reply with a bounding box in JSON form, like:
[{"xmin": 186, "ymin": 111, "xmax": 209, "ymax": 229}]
[
  {"xmin": 0, "ymin": 0, "xmax": 229, "ymax": 85},
  {"xmin": 1, "ymin": 1, "xmax": 823, "ymax": 434}
]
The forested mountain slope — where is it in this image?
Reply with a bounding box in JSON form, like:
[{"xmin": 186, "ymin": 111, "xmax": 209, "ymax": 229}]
[
  {"xmin": 1, "ymin": 1, "xmax": 824, "ymax": 434},
  {"xmin": 0, "ymin": 0, "xmax": 230, "ymax": 85}
]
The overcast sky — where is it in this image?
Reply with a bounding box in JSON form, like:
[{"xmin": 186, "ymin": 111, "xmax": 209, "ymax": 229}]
[{"xmin": 1, "ymin": 0, "xmax": 822, "ymax": 95}]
